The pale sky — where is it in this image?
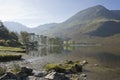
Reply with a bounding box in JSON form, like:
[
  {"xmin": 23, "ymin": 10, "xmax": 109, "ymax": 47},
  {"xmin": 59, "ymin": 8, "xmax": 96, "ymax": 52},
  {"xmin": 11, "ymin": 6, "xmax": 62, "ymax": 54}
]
[{"xmin": 0, "ymin": 0, "xmax": 120, "ymax": 28}]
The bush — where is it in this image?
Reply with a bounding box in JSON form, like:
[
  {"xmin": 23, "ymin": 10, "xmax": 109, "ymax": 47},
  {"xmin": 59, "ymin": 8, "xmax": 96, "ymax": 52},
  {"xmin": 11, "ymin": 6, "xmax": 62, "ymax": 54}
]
[
  {"xmin": 0, "ymin": 39, "xmax": 21, "ymax": 47},
  {"xmin": 6, "ymin": 40, "xmax": 21, "ymax": 47},
  {"xmin": 0, "ymin": 40, "xmax": 6, "ymax": 46}
]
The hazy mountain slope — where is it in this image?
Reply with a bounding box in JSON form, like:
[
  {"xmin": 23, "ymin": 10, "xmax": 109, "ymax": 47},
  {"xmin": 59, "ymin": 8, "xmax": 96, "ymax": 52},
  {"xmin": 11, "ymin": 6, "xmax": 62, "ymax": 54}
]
[
  {"xmin": 32, "ymin": 23, "xmax": 58, "ymax": 34},
  {"xmin": 4, "ymin": 21, "xmax": 30, "ymax": 33},
  {"xmin": 3, "ymin": 22, "xmax": 58, "ymax": 34}
]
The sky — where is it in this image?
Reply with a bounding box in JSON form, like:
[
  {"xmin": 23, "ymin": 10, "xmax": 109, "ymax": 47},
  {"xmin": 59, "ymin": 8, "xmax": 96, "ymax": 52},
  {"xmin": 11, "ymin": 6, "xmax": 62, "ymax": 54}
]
[{"xmin": 0, "ymin": 0, "xmax": 120, "ymax": 28}]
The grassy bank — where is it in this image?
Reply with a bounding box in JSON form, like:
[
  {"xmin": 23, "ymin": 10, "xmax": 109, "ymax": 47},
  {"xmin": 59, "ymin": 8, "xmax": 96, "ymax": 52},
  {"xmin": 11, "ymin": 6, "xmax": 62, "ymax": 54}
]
[
  {"xmin": 0, "ymin": 46, "xmax": 25, "ymax": 53},
  {"xmin": 0, "ymin": 53, "xmax": 22, "ymax": 61}
]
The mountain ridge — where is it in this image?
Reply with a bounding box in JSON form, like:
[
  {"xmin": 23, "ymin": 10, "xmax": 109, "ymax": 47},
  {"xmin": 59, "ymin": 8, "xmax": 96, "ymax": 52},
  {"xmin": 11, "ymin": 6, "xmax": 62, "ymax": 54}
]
[
  {"xmin": 3, "ymin": 5, "xmax": 120, "ymax": 43},
  {"xmin": 38, "ymin": 5, "xmax": 120, "ymax": 38}
]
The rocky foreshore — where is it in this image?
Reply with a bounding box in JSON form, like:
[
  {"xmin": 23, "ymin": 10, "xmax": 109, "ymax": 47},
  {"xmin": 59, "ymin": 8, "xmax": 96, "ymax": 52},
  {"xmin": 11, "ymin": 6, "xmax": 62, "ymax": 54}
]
[{"xmin": 0, "ymin": 60, "xmax": 88, "ymax": 80}]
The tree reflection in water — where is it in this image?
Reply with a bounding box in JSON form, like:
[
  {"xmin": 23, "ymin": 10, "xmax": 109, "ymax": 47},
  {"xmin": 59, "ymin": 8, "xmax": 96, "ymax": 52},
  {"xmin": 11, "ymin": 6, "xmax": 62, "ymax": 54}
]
[{"xmin": 27, "ymin": 46, "xmax": 75, "ymax": 57}]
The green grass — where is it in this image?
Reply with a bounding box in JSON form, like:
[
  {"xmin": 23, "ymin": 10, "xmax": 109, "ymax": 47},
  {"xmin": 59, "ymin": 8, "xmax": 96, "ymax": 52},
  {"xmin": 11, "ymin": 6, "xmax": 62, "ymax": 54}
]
[
  {"xmin": 0, "ymin": 46, "xmax": 25, "ymax": 53},
  {"xmin": 0, "ymin": 53, "xmax": 22, "ymax": 61},
  {"xmin": 44, "ymin": 60, "xmax": 82, "ymax": 73}
]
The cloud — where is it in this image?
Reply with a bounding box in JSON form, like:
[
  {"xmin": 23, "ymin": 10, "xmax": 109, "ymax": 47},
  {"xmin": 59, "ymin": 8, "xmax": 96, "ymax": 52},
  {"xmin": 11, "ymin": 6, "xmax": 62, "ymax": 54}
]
[{"xmin": 0, "ymin": 1, "xmax": 28, "ymax": 20}]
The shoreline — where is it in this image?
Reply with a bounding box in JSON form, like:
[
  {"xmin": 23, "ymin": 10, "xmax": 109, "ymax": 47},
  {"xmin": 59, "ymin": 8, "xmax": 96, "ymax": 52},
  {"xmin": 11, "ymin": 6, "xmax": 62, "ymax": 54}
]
[{"xmin": 0, "ymin": 51, "xmax": 120, "ymax": 80}]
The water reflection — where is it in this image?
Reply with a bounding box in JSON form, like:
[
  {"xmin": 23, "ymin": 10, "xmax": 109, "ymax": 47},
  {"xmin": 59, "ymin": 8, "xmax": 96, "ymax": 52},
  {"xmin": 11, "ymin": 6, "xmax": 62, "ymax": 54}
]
[
  {"xmin": 94, "ymin": 52, "xmax": 120, "ymax": 67},
  {"xmin": 27, "ymin": 46, "xmax": 76, "ymax": 57},
  {"xmin": 27, "ymin": 46, "xmax": 120, "ymax": 67},
  {"xmin": 27, "ymin": 46, "xmax": 120, "ymax": 80}
]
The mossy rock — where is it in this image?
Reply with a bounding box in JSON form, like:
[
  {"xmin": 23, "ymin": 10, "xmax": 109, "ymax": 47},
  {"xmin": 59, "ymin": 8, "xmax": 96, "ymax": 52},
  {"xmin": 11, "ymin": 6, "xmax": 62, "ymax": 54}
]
[{"xmin": 44, "ymin": 60, "xmax": 82, "ymax": 73}]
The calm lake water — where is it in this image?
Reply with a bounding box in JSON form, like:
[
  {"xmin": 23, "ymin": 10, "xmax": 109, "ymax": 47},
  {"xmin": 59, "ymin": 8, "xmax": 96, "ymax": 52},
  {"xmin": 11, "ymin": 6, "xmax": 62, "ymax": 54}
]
[{"xmin": 27, "ymin": 45, "xmax": 120, "ymax": 80}]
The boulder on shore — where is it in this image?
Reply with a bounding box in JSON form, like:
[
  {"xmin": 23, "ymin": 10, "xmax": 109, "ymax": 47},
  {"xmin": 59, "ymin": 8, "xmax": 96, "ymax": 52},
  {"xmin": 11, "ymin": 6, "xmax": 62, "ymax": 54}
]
[
  {"xmin": 45, "ymin": 71, "xmax": 69, "ymax": 80},
  {"xmin": 0, "ymin": 72, "xmax": 20, "ymax": 80},
  {"xmin": 80, "ymin": 60, "xmax": 88, "ymax": 66}
]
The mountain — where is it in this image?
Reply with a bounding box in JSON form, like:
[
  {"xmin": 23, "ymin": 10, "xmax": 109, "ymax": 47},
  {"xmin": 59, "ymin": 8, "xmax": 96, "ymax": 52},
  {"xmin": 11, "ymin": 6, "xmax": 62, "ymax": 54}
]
[
  {"xmin": 3, "ymin": 21, "xmax": 30, "ymax": 33},
  {"xmin": 3, "ymin": 5, "xmax": 120, "ymax": 44},
  {"xmin": 3, "ymin": 21, "xmax": 58, "ymax": 34},
  {"xmin": 63, "ymin": 5, "xmax": 119, "ymax": 26},
  {"xmin": 111, "ymin": 10, "xmax": 120, "ymax": 17},
  {"xmin": 31, "ymin": 23, "xmax": 58, "ymax": 34},
  {"xmin": 39, "ymin": 5, "xmax": 120, "ymax": 40}
]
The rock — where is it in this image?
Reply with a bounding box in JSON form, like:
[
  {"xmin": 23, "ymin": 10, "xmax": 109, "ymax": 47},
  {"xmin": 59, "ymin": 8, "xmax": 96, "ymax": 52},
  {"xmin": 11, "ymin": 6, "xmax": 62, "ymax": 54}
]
[
  {"xmin": 28, "ymin": 76, "xmax": 43, "ymax": 80},
  {"xmin": 34, "ymin": 70, "xmax": 47, "ymax": 77},
  {"xmin": 73, "ymin": 77, "xmax": 79, "ymax": 80},
  {"xmin": 66, "ymin": 60, "xmax": 73, "ymax": 64},
  {"xmin": 45, "ymin": 71, "xmax": 69, "ymax": 80},
  {"xmin": 16, "ymin": 67, "xmax": 33, "ymax": 79},
  {"xmin": 71, "ymin": 74, "xmax": 79, "ymax": 80},
  {"xmin": 21, "ymin": 67, "xmax": 33, "ymax": 75},
  {"xmin": 0, "ymin": 72, "xmax": 19, "ymax": 80},
  {"xmin": 17, "ymin": 71, "xmax": 28, "ymax": 79},
  {"xmin": 80, "ymin": 73, "xmax": 87, "ymax": 77},
  {"xmin": 94, "ymin": 64, "xmax": 99, "ymax": 67},
  {"xmin": 80, "ymin": 60, "xmax": 88, "ymax": 66},
  {"xmin": 71, "ymin": 64, "xmax": 82, "ymax": 73},
  {"xmin": 65, "ymin": 69, "xmax": 71, "ymax": 74},
  {"xmin": 79, "ymin": 73, "xmax": 87, "ymax": 80},
  {"xmin": 45, "ymin": 72, "xmax": 56, "ymax": 79}
]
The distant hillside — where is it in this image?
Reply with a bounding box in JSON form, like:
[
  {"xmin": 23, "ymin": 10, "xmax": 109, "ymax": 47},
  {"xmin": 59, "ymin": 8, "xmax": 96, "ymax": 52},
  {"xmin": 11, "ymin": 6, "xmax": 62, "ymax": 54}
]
[
  {"xmin": 31, "ymin": 23, "xmax": 58, "ymax": 34},
  {"xmin": 3, "ymin": 21, "xmax": 58, "ymax": 34},
  {"xmin": 4, "ymin": 21, "xmax": 30, "ymax": 33}
]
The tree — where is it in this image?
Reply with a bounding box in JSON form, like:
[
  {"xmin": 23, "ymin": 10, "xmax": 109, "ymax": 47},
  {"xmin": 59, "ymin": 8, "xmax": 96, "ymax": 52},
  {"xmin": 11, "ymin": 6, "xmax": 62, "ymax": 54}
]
[
  {"xmin": 9, "ymin": 32, "xmax": 19, "ymax": 41},
  {"xmin": 0, "ymin": 21, "xmax": 21, "ymax": 47},
  {"xmin": 20, "ymin": 31, "xmax": 29, "ymax": 45}
]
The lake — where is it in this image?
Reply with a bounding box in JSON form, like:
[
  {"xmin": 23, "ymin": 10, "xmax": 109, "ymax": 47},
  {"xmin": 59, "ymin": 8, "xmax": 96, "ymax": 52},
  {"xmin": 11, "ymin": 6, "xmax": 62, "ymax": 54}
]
[{"xmin": 27, "ymin": 45, "xmax": 120, "ymax": 80}]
